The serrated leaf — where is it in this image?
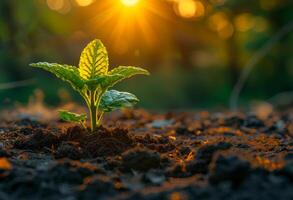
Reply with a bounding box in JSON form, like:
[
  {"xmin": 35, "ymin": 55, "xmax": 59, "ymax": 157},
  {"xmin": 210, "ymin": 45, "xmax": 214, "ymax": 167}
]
[
  {"xmin": 79, "ymin": 39, "xmax": 109, "ymax": 80},
  {"xmin": 99, "ymin": 90, "xmax": 139, "ymax": 112},
  {"xmin": 109, "ymin": 66, "xmax": 150, "ymax": 76},
  {"xmin": 101, "ymin": 66, "xmax": 149, "ymax": 89},
  {"xmin": 59, "ymin": 110, "xmax": 87, "ymax": 123},
  {"xmin": 30, "ymin": 62, "xmax": 85, "ymax": 91}
]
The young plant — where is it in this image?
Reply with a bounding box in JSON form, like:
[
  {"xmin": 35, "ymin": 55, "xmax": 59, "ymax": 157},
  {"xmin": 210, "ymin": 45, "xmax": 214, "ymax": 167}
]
[{"xmin": 30, "ymin": 39, "xmax": 149, "ymax": 131}]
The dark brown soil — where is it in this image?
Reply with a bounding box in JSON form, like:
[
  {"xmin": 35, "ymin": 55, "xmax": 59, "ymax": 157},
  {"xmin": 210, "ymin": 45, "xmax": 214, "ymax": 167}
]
[{"xmin": 0, "ymin": 109, "xmax": 293, "ymax": 200}]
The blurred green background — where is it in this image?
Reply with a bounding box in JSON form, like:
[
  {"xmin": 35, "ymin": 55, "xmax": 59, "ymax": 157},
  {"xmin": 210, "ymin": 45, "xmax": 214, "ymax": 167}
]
[{"xmin": 0, "ymin": 0, "xmax": 292, "ymax": 111}]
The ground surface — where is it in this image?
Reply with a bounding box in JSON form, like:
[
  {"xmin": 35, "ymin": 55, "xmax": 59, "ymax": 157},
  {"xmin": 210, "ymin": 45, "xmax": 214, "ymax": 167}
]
[{"xmin": 0, "ymin": 109, "xmax": 293, "ymax": 200}]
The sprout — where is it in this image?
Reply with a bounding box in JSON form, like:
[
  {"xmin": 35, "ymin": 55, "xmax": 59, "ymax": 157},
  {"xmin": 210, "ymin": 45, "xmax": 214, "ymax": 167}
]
[{"xmin": 30, "ymin": 39, "xmax": 149, "ymax": 131}]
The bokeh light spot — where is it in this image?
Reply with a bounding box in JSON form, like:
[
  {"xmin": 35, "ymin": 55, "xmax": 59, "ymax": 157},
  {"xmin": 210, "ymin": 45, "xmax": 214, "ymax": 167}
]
[
  {"xmin": 46, "ymin": 0, "xmax": 64, "ymax": 11},
  {"xmin": 208, "ymin": 12, "xmax": 228, "ymax": 31},
  {"xmin": 208, "ymin": 12, "xmax": 234, "ymax": 39},
  {"xmin": 177, "ymin": 0, "xmax": 196, "ymax": 18},
  {"xmin": 234, "ymin": 13, "xmax": 255, "ymax": 32}
]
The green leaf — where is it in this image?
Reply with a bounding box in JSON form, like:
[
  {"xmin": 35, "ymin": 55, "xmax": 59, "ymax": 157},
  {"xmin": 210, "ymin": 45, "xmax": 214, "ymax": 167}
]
[
  {"xmin": 101, "ymin": 66, "xmax": 149, "ymax": 89},
  {"xmin": 109, "ymin": 66, "xmax": 150, "ymax": 77},
  {"xmin": 85, "ymin": 76, "xmax": 107, "ymax": 90},
  {"xmin": 85, "ymin": 74, "xmax": 124, "ymax": 91},
  {"xmin": 59, "ymin": 110, "xmax": 87, "ymax": 123},
  {"xmin": 99, "ymin": 90, "xmax": 139, "ymax": 112},
  {"xmin": 99, "ymin": 74, "xmax": 124, "ymax": 89},
  {"xmin": 78, "ymin": 39, "xmax": 109, "ymax": 80},
  {"xmin": 30, "ymin": 62, "xmax": 85, "ymax": 91}
]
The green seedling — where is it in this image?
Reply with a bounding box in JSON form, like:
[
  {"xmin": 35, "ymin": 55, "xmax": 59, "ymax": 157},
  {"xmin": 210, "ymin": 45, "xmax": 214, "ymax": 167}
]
[{"xmin": 30, "ymin": 39, "xmax": 149, "ymax": 131}]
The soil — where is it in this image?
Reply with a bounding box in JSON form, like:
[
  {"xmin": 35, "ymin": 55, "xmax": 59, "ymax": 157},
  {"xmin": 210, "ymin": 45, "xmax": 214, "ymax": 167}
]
[{"xmin": 0, "ymin": 109, "xmax": 293, "ymax": 200}]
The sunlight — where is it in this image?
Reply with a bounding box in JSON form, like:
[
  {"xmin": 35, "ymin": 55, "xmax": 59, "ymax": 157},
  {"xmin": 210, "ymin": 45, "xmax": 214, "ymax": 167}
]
[
  {"xmin": 121, "ymin": 0, "xmax": 140, "ymax": 7},
  {"xmin": 89, "ymin": 0, "xmax": 169, "ymax": 52}
]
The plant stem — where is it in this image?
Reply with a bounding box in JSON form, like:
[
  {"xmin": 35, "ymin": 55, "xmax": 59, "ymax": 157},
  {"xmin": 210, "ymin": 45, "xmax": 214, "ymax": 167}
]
[
  {"xmin": 97, "ymin": 111, "xmax": 104, "ymax": 127},
  {"xmin": 80, "ymin": 121, "xmax": 87, "ymax": 130},
  {"xmin": 89, "ymin": 90, "xmax": 97, "ymax": 132}
]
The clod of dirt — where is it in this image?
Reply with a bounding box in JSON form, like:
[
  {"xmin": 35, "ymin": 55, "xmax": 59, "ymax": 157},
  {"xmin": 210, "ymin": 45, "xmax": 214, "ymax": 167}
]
[
  {"xmin": 135, "ymin": 134, "xmax": 176, "ymax": 153},
  {"xmin": 14, "ymin": 128, "xmax": 60, "ymax": 150},
  {"xmin": 82, "ymin": 127, "xmax": 133, "ymax": 157},
  {"xmin": 187, "ymin": 142, "xmax": 232, "ymax": 174},
  {"xmin": 209, "ymin": 155, "xmax": 251, "ymax": 186},
  {"xmin": 14, "ymin": 118, "xmax": 46, "ymax": 128},
  {"xmin": 196, "ymin": 142, "xmax": 232, "ymax": 161},
  {"xmin": 121, "ymin": 147, "xmax": 161, "ymax": 172},
  {"xmin": 14, "ymin": 125, "xmax": 134, "ymax": 158},
  {"xmin": 64, "ymin": 126, "xmax": 86, "ymax": 141},
  {"xmin": 55, "ymin": 142, "xmax": 85, "ymax": 160}
]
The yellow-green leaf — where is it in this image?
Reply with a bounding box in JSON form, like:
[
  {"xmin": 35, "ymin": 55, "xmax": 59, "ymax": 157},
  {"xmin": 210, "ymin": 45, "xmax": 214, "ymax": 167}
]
[
  {"xmin": 30, "ymin": 62, "xmax": 85, "ymax": 91},
  {"xmin": 109, "ymin": 66, "xmax": 149, "ymax": 77},
  {"xmin": 78, "ymin": 39, "xmax": 109, "ymax": 80},
  {"xmin": 59, "ymin": 110, "xmax": 87, "ymax": 123}
]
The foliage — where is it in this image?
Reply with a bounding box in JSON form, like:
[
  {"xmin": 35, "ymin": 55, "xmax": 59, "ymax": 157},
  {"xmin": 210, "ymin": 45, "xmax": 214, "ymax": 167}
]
[
  {"xmin": 30, "ymin": 39, "xmax": 149, "ymax": 131},
  {"xmin": 59, "ymin": 110, "xmax": 87, "ymax": 128},
  {"xmin": 99, "ymin": 90, "xmax": 139, "ymax": 112}
]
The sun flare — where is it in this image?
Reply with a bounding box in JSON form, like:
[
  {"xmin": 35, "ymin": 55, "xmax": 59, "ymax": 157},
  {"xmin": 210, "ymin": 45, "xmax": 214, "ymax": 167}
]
[
  {"xmin": 121, "ymin": 0, "xmax": 140, "ymax": 7},
  {"xmin": 89, "ymin": 0, "xmax": 171, "ymax": 53}
]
